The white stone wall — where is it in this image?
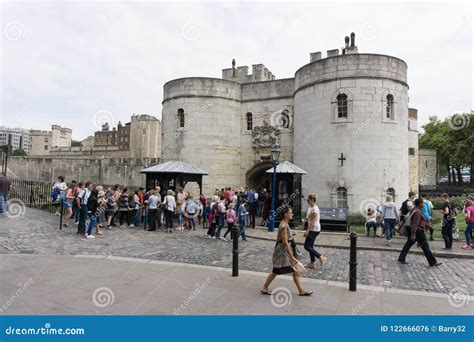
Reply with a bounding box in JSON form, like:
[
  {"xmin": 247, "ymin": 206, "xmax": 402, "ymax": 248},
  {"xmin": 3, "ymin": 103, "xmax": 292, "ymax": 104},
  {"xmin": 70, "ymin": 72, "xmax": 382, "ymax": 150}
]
[
  {"xmin": 294, "ymin": 54, "xmax": 409, "ymax": 211},
  {"xmin": 161, "ymin": 78, "xmax": 242, "ymax": 195},
  {"xmin": 419, "ymin": 149, "xmax": 437, "ymax": 186}
]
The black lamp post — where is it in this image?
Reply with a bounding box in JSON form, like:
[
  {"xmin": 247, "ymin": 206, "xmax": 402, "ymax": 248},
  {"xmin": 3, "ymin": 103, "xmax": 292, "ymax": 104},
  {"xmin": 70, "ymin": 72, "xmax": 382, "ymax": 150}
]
[{"xmin": 268, "ymin": 144, "xmax": 281, "ymax": 232}]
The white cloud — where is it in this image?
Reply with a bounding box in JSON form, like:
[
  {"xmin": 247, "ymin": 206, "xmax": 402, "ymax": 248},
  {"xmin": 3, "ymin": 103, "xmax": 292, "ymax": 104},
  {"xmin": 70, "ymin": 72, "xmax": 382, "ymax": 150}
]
[{"xmin": 1, "ymin": 1, "xmax": 472, "ymax": 139}]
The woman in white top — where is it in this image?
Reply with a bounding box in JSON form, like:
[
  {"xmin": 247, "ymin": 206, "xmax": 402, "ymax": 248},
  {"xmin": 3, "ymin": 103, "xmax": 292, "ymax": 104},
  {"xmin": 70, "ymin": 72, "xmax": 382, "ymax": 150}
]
[
  {"xmin": 176, "ymin": 187, "xmax": 186, "ymax": 230},
  {"xmin": 303, "ymin": 193, "xmax": 327, "ymax": 268},
  {"xmin": 163, "ymin": 189, "xmax": 176, "ymax": 232}
]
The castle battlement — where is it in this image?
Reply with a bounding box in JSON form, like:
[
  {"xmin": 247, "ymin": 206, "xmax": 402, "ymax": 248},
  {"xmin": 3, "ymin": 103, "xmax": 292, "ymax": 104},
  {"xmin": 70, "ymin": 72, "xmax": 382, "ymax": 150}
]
[{"xmin": 222, "ymin": 61, "xmax": 275, "ymax": 83}]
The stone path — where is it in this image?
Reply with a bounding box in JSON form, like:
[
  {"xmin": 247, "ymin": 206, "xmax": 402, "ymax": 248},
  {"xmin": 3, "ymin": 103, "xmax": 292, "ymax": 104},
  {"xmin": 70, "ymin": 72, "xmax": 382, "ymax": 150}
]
[
  {"xmin": 1, "ymin": 254, "xmax": 472, "ymax": 315},
  {"xmin": 0, "ymin": 208, "xmax": 472, "ymax": 297}
]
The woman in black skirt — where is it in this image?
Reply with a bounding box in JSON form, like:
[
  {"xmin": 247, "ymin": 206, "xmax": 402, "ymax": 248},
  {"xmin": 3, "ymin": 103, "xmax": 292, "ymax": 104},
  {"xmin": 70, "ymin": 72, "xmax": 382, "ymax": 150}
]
[{"xmin": 260, "ymin": 206, "xmax": 313, "ymax": 296}]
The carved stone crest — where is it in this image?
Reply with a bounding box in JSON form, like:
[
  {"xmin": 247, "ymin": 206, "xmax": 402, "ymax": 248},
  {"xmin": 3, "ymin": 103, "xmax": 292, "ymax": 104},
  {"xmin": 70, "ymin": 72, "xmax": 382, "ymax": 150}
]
[{"xmin": 251, "ymin": 119, "xmax": 280, "ymax": 151}]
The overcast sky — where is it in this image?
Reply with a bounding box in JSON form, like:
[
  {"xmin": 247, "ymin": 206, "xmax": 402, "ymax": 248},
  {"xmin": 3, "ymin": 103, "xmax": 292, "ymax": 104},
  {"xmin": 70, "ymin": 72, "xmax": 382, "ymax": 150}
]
[{"xmin": 1, "ymin": 1, "xmax": 472, "ymax": 140}]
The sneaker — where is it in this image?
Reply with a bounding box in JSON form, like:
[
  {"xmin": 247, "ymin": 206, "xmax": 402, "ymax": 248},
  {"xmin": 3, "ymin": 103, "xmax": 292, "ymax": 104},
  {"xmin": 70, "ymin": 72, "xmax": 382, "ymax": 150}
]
[
  {"xmin": 129, "ymin": 224, "xmax": 135, "ymax": 228},
  {"xmin": 212, "ymin": 236, "xmax": 216, "ymax": 239},
  {"xmin": 96, "ymin": 231, "xmax": 104, "ymax": 235},
  {"xmin": 63, "ymin": 223, "xmax": 69, "ymax": 228},
  {"xmin": 86, "ymin": 235, "xmax": 95, "ymax": 239},
  {"xmin": 74, "ymin": 221, "xmax": 79, "ymax": 225},
  {"xmin": 120, "ymin": 225, "xmax": 125, "ymax": 228},
  {"xmin": 220, "ymin": 237, "xmax": 227, "ymax": 241},
  {"xmin": 462, "ymin": 245, "xmax": 472, "ymax": 250}
]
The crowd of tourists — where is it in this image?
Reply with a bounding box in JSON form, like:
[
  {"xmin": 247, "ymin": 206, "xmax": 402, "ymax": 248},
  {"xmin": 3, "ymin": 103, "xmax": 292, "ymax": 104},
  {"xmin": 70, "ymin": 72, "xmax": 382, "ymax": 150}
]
[
  {"xmin": 49, "ymin": 176, "xmax": 276, "ymax": 240},
  {"xmin": 363, "ymin": 191, "xmax": 474, "ymax": 266}
]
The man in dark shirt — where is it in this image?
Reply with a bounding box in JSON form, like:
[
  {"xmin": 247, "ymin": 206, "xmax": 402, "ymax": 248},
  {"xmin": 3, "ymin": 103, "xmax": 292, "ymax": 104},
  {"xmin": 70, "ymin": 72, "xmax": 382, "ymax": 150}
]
[
  {"xmin": 441, "ymin": 193, "xmax": 455, "ymax": 250},
  {"xmin": 0, "ymin": 173, "xmax": 10, "ymax": 214}
]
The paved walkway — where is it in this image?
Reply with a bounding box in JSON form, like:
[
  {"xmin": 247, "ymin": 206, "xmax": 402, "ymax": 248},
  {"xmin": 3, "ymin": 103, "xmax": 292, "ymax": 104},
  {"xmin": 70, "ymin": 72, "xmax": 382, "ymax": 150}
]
[
  {"xmin": 1, "ymin": 254, "xmax": 472, "ymax": 315},
  {"xmin": 0, "ymin": 208, "xmax": 473, "ymax": 298},
  {"xmin": 247, "ymin": 227, "xmax": 474, "ymax": 259}
]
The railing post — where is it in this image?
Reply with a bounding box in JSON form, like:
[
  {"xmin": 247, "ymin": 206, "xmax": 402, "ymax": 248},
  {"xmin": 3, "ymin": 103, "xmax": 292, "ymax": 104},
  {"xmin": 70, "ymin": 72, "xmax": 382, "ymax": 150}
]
[
  {"xmin": 349, "ymin": 232, "xmax": 357, "ymax": 291},
  {"xmin": 59, "ymin": 199, "xmax": 64, "ymax": 230},
  {"xmin": 232, "ymin": 225, "xmax": 239, "ymax": 277}
]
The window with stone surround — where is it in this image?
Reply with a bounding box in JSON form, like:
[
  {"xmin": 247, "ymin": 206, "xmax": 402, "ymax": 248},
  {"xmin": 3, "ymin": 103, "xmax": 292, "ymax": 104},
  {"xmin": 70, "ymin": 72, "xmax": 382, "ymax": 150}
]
[
  {"xmin": 386, "ymin": 188, "xmax": 396, "ymax": 202},
  {"xmin": 178, "ymin": 108, "xmax": 185, "ymax": 128},
  {"xmin": 336, "ymin": 187, "xmax": 348, "ymax": 208},
  {"xmin": 386, "ymin": 94, "xmax": 394, "ymax": 120},
  {"xmin": 337, "ymin": 94, "xmax": 348, "ymax": 118},
  {"xmin": 246, "ymin": 112, "xmax": 253, "ymax": 131}
]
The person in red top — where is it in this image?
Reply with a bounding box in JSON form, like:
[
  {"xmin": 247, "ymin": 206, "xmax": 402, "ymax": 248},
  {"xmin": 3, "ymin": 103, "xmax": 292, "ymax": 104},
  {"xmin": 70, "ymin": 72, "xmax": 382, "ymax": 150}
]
[
  {"xmin": 398, "ymin": 198, "xmax": 442, "ymax": 267},
  {"xmin": 463, "ymin": 198, "xmax": 474, "ymax": 249}
]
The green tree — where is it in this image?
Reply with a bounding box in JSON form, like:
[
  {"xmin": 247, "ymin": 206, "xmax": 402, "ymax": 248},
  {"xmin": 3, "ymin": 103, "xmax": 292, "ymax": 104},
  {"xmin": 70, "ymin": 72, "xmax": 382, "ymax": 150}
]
[
  {"xmin": 71, "ymin": 140, "xmax": 82, "ymax": 147},
  {"xmin": 419, "ymin": 112, "xmax": 473, "ymax": 185},
  {"xmin": 11, "ymin": 148, "xmax": 27, "ymax": 156}
]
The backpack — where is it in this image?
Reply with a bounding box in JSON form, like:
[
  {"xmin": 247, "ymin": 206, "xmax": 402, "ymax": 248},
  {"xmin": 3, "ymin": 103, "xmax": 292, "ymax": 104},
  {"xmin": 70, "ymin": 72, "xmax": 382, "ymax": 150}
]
[
  {"xmin": 421, "ymin": 201, "xmax": 432, "ymax": 221},
  {"xmin": 51, "ymin": 186, "xmax": 60, "ymax": 201},
  {"xmin": 400, "ymin": 199, "xmax": 410, "ymax": 215}
]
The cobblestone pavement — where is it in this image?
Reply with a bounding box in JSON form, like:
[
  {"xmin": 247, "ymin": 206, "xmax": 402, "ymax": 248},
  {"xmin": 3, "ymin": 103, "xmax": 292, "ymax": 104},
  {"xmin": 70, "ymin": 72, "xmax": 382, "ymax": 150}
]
[{"xmin": 0, "ymin": 208, "xmax": 472, "ymax": 296}]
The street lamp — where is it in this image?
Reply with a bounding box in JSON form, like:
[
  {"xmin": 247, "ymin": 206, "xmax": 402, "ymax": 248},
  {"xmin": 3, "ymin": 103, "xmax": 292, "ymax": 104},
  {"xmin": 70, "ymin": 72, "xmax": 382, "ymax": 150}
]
[{"xmin": 268, "ymin": 144, "xmax": 281, "ymax": 232}]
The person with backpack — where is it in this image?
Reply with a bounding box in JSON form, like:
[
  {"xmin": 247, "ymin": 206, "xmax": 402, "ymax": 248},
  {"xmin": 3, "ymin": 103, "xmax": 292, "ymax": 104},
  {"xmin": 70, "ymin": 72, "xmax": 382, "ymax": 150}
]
[
  {"xmin": 381, "ymin": 195, "xmax": 400, "ymax": 246},
  {"xmin": 163, "ymin": 189, "xmax": 176, "ymax": 233},
  {"xmin": 76, "ymin": 182, "xmax": 93, "ymax": 235},
  {"xmin": 398, "ymin": 198, "xmax": 442, "ymax": 267},
  {"xmin": 73, "ymin": 182, "xmax": 83, "ymax": 224},
  {"xmin": 52, "ymin": 176, "xmax": 67, "ymax": 216},
  {"xmin": 62, "ymin": 183, "xmax": 76, "ymax": 228},
  {"xmin": 201, "ymin": 195, "xmax": 210, "ymax": 229},
  {"xmin": 146, "ymin": 189, "xmax": 159, "ymax": 231},
  {"xmin": 185, "ymin": 193, "xmax": 197, "ymax": 230},
  {"xmin": 441, "ymin": 193, "xmax": 456, "ymax": 250},
  {"xmin": 214, "ymin": 195, "xmax": 227, "ymax": 240},
  {"xmin": 463, "ymin": 198, "xmax": 474, "ymax": 250},
  {"xmin": 207, "ymin": 196, "xmax": 219, "ymax": 238},
  {"xmin": 85, "ymin": 189, "xmax": 99, "ymax": 239},
  {"xmin": 118, "ymin": 188, "xmax": 131, "ymax": 227},
  {"xmin": 420, "ymin": 194, "xmax": 434, "ymax": 240},
  {"xmin": 399, "ymin": 191, "xmax": 417, "ymax": 225},
  {"xmin": 246, "ymin": 188, "xmax": 257, "ymax": 228},
  {"xmin": 105, "ymin": 187, "xmax": 116, "ymax": 229}
]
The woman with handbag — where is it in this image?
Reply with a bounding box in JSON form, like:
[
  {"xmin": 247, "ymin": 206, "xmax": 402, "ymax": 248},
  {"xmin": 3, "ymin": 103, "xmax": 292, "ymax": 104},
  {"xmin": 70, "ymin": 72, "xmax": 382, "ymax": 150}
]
[{"xmin": 260, "ymin": 205, "xmax": 313, "ymax": 296}]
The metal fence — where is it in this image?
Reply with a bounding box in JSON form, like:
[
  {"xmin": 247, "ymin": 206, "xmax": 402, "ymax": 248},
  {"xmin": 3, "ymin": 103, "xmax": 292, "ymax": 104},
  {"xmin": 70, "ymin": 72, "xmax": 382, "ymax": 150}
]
[{"xmin": 7, "ymin": 178, "xmax": 58, "ymax": 213}]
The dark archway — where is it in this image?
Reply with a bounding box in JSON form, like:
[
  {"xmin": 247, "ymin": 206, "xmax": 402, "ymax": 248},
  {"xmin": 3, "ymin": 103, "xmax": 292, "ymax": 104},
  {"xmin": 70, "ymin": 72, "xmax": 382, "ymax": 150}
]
[{"xmin": 246, "ymin": 161, "xmax": 272, "ymax": 190}]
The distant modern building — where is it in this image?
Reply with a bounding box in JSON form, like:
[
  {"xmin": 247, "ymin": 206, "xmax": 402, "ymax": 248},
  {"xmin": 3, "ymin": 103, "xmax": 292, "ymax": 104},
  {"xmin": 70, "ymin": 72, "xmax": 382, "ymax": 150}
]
[
  {"xmin": 0, "ymin": 127, "xmax": 30, "ymax": 154},
  {"xmin": 29, "ymin": 124, "xmax": 72, "ymax": 155}
]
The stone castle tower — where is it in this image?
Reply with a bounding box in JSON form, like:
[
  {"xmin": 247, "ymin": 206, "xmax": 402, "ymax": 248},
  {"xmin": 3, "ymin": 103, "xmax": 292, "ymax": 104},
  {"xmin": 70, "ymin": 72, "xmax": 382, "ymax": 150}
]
[{"xmin": 161, "ymin": 33, "xmax": 416, "ymax": 212}]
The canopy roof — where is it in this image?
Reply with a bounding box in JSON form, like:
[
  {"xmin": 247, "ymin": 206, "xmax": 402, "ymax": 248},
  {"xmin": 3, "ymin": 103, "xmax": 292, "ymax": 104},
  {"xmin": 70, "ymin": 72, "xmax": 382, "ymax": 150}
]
[
  {"xmin": 265, "ymin": 161, "xmax": 307, "ymax": 174},
  {"xmin": 141, "ymin": 160, "xmax": 208, "ymax": 175}
]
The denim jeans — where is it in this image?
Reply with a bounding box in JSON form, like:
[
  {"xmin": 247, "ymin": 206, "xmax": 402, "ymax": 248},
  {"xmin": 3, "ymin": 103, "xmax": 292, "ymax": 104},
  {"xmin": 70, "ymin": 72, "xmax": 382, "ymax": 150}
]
[
  {"xmin": 165, "ymin": 209, "xmax": 174, "ymax": 228},
  {"xmin": 398, "ymin": 227, "xmax": 437, "ymax": 265},
  {"xmin": 239, "ymin": 220, "xmax": 247, "ymax": 240},
  {"xmin": 384, "ymin": 219, "xmax": 396, "ymax": 240},
  {"xmin": 465, "ymin": 223, "xmax": 473, "ymax": 245},
  {"xmin": 87, "ymin": 212, "xmax": 96, "ymax": 236},
  {"xmin": 365, "ymin": 222, "xmax": 377, "ymax": 236},
  {"xmin": 189, "ymin": 217, "xmax": 195, "ymax": 229},
  {"xmin": 215, "ymin": 213, "xmax": 225, "ymax": 237},
  {"xmin": 78, "ymin": 204, "xmax": 88, "ymax": 234},
  {"xmin": 304, "ymin": 231, "xmax": 321, "ymax": 262}
]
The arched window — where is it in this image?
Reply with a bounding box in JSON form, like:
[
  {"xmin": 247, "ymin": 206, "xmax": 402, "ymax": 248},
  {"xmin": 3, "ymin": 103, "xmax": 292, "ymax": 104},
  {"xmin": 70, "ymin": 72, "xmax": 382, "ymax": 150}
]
[
  {"xmin": 337, "ymin": 94, "xmax": 348, "ymax": 118},
  {"xmin": 246, "ymin": 112, "xmax": 253, "ymax": 131},
  {"xmin": 178, "ymin": 108, "xmax": 185, "ymax": 128},
  {"xmin": 386, "ymin": 95, "xmax": 394, "ymax": 120},
  {"xmin": 281, "ymin": 109, "xmax": 291, "ymax": 129},
  {"xmin": 386, "ymin": 188, "xmax": 396, "ymax": 201},
  {"xmin": 336, "ymin": 187, "xmax": 348, "ymax": 208}
]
